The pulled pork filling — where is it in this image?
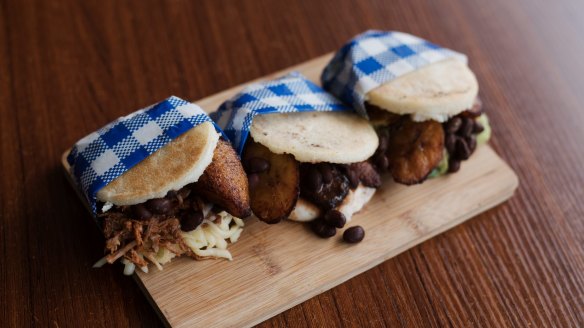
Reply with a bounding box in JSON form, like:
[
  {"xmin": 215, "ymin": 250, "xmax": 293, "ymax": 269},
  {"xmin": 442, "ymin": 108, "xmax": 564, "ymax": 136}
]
[{"xmin": 95, "ymin": 184, "xmax": 243, "ymax": 274}]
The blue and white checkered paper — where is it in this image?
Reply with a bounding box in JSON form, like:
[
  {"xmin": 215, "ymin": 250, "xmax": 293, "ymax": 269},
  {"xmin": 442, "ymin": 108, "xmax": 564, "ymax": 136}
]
[
  {"xmin": 321, "ymin": 30, "xmax": 467, "ymax": 116},
  {"xmin": 211, "ymin": 72, "xmax": 351, "ymax": 155},
  {"xmin": 67, "ymin": 96, "xmax": 220, "ymax": 214}
]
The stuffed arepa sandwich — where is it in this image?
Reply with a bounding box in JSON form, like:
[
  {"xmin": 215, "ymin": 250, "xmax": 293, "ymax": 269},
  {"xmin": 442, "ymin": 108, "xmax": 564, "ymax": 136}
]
[
  {"xmin": 212, "ymin": 72, "xmax": 380, "ymax": 238},
  {"xmin": 322, "ymin": 31, "xmax": 491, "ymax": 185},
  {"xmin": 66, "ymin": 96, "xmax": 250, "ymax": 275}
]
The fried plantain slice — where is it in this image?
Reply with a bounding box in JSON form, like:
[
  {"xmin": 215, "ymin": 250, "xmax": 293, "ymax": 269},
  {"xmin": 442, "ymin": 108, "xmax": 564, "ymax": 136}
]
[
  {"xmin": 242, "ymin": 139, "xmax": 299, "ymax": 224},
  {"xmin": 300, "ymin": 164, "xmax": 350, "ymax": 211},
  {"xmin": 386, "ymin": 119, "xmax": 444, "ymax": 185},
  {"xmin": 193, "ymin": 139, "xmax": 251, "ymax": 218}
]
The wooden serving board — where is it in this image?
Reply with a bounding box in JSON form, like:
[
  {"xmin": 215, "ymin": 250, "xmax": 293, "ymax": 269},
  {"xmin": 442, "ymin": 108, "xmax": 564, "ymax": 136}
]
[{"xmin": 62, "ymin": 53, "xmax": 519, "ymax": 328}]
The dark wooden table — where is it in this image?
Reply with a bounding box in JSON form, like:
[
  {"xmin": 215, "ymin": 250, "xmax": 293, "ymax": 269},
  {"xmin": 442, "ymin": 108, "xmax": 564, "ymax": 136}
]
[{"xmin": 2, "ymin": 0, "xmax": 583, "ymax": 327}]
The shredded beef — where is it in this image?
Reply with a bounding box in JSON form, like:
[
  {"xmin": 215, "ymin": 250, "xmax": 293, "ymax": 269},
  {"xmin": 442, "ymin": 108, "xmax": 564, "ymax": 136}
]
[{"xmin": 99, "ymin": 185, "xmax": 203, "ymax": 267}]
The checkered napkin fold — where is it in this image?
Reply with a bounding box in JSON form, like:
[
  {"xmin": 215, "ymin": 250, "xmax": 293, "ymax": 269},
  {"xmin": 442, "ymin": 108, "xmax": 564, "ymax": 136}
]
[
  {"xmin": 321, "ymin": 30, "xmax": 467, "ymax": 116},
  {"xmin": 211, "ymin": 72, "xmax": 351, "ymax": 155},
  {"xmin": 67, "ymin": 96, "xmax": 222, "ymax": 214}
]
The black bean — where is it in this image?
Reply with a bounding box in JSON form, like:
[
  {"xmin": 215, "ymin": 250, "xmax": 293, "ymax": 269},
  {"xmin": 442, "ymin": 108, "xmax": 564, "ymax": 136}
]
[
  {"xmin": 448, "ymin": 158, "xmax": 461, "ymax": 173},
  {"xmin": 473, "ymin": 121, "xmax": 484, "ymax": 134},
  {"xmin": 378, "ymin": 134, "xmax": 389, "ymax": 153},
  {"xmin": 304, "ymin": 166, "xmax": 323, "ymax": 191},
  {"xmin": 166, "ymin": 190, "xmax": 178, "ymax": 199},
  {"xmin": 318, "ymin": 163, "xmax": 334, "ymax": 184},
  {"xmin": 248, "ymin": 173, "xmax": 260, "ymax": 190},
  {"xmin": 147, "ymin": 198, "xmax": 172, "ymax": 214},
  {"xmin": 445, "ymin": 117, "xmax": 462, "ymax": 134},
  {"xmin": 178, "ymin": 188, "xmax": 191, "ymax": 200},
  {"xmin": 192, "ymin": 197, "xmax": 205, "ymax": 211},
  {"xmin": 445, "ymin": 133, "xmax": 456, "ymax": 154},
  {"xmin": 374, "ymin": 153, "xmax": 389, "ymax": 171},
  {"xmin": 345, "ymin": 169, "xmax": 360, "ymax": 189},
  {"xmin": 166, "ymin": 190, "xmax": 182, "ymax": 206},
  {"xmin": 459, "ymin": 117, "xmax": 474, "ymax": 137},
  {"xmin": 466, "ymin": 135, "xmax": 477, "ymax": 153},
  {"xmin": 133, "ymin": 204, "xmax": 152, "ymax": 220},
  {"xmin": 311, "ymin": 219, "xmax": 337, "ymax": 238},
  {"xmin": 343, "ymin": 226, "xmax": 365, "ymax": 243},
  {"xmin": 246, "ymin": 157, "xmax": 270, "ymax": 174},
  {"xmin": 455, "ymin": 137, "xmax": 471, "ymax": 160},
  {"xmin": 181, "ymin": 211, "xmax": 204, "ymax": 232},
  {"xmin": 324, "ymin": 209, "xmax": 346, "ymax": 228}
]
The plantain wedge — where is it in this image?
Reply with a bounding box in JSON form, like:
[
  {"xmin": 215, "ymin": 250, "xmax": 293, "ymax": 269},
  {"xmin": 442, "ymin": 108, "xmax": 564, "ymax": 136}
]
[
  {"xmin": 386, "ymin": 119, "xmax": 444, "ymax": 185},
  {"xmin": 193, "ymin": 139, "xmax": 251, "ymax": 218},
  {"xmin": 243, "ymin": 140, "xmax": 299, "ymax": 224}
]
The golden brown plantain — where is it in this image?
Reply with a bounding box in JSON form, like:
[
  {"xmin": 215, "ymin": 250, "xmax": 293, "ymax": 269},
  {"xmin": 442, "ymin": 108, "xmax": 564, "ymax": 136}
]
[
  {"xmin": 193, "ymin": 139, "xmax": 251, "ymax": 218},
  {"xmin": 243, "ymin": 140, "xmax": 299, "ymax": 224},
  {"xmin": 386, "ymin": 119, "xmax": 444, "ymax": 185}
]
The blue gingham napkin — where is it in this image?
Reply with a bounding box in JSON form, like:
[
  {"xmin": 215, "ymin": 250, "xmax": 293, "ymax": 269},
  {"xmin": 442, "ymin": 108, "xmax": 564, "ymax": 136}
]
[
  {"xmin": 321, "ymin": 30, "xmax": 467, "ymax": 116},
  {"xmin": 67, "ymin": 96, "xmax": 221, "ymax": 214},
  {"xmin": 211, "ymin": 72, "xmax": 351, "ymax": 155}
]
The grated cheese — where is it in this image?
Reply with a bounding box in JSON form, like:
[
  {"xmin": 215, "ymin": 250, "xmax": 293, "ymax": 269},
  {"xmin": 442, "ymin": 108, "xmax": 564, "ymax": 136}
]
[{"xmin": 181, "ymin": 210, "xmax": 244, "ymax": 261}]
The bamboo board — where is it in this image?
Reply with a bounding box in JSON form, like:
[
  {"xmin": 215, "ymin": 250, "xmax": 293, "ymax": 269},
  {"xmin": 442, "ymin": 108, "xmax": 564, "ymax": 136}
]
[{"xmin": 62, "ymin": 53, "xmax": 519, "ymax": 328}]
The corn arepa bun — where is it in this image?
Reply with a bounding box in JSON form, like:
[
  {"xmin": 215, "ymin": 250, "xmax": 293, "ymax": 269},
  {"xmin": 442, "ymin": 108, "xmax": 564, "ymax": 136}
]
[
  {"xmin": 97, "ymin": 122, "xmax": 219, "ymax": 206},
  {"xmin": 367, "ymin": 58, "xmax": 479, "ymax": 122},
  {"xmin": 249, "ymin": 111, "xmax": 378, "ymax": 164}
]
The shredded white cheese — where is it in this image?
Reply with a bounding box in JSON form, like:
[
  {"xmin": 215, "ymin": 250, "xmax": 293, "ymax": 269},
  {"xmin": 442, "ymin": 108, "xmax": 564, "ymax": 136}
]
[
  {"xmin": 181, "ymin": 210, "xmax": 244, "ymax": 261},
  {"xmin": 154, "ymin": 247, "xmax": 177, "ymax": 265}
]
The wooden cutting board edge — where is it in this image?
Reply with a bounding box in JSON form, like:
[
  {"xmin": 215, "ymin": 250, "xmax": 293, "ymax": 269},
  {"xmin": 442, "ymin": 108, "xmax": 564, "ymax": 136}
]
[{"xmin": 61, "ymin": 52, "xmax": 519, "ymax": 328}]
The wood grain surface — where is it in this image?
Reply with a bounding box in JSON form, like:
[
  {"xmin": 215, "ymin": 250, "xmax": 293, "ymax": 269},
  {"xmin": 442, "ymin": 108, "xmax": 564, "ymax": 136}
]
[{"xmin": 1, "ymin": 0, "xmax": 583, "ymax": 327}]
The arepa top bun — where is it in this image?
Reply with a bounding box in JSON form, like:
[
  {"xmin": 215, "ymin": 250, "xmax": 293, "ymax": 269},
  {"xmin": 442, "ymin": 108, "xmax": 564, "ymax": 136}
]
[
  {"xmin": 96, "ymin": 122, "xmax": 219, "ymax": 206},
  {"xmin": 249, "ymin": 111, "xmax": 378, "ymax": 164},
  {"xmin": 367, "ymin": 58, "xmax": 479, "ymax": 122}
]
